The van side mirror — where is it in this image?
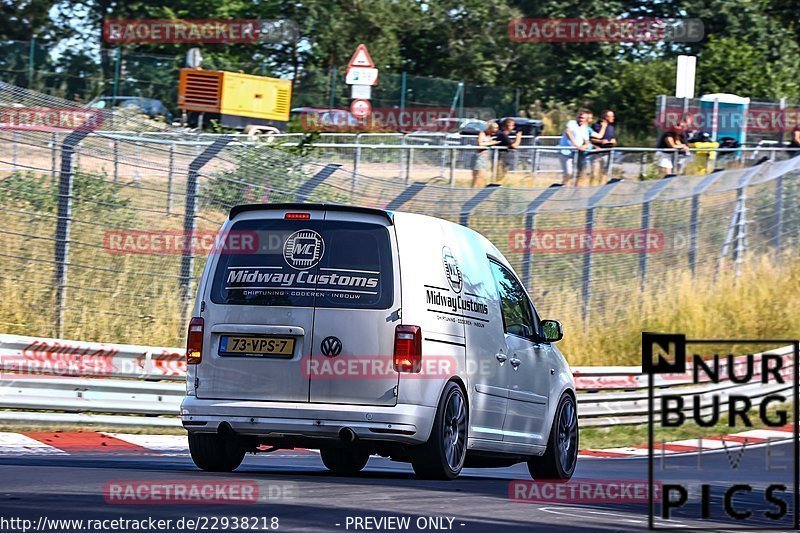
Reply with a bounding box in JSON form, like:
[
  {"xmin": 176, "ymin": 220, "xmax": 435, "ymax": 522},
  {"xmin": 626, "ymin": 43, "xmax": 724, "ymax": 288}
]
[{"xmin": 539, "ymin": 320, "xmax": 563, "ymax": 342}]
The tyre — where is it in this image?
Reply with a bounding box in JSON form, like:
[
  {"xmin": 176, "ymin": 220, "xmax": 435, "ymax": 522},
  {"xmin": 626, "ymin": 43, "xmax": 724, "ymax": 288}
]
[
  {"xmin": 320, "ymin": 448, "xmax": 370, "ymax": 475},
  {"xmin": 188, "ymin": 432, "xmax": 246, "ymax": 472},
  {"xmin": 411, "ymin": 381, "xmax": 468, "ymax": 480},
  {"xmin": 527, "ymin": 393, "xmax": 578, "ymax": 481}
]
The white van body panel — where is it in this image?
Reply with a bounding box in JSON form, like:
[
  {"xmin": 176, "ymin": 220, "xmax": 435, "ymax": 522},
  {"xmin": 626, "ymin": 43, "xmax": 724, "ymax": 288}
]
[{"xmin": 181, "ymin": 205, "xmax": 574, "ymax": 458}]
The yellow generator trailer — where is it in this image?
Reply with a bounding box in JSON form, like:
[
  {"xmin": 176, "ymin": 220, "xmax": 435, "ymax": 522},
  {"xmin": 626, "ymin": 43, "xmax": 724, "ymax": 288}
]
[{"xmin": 178, "ymin": 68, "xmax": 292, "ymax": 133}]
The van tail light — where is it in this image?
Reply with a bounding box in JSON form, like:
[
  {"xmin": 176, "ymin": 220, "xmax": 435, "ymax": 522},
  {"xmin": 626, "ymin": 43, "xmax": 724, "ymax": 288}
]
[
  {"xmin": 394, "ymin": 325, "xmax": 422, "ymax": 373},
  {"xmin": 186, "ymin": 317, "xmax": 204, "ymax": 364},
  {"xmin": 285, "ymin": 212, "xmax": 311, "ymax": 220}
]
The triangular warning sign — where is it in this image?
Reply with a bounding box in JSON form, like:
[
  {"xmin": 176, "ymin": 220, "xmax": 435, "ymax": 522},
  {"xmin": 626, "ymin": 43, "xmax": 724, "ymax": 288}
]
[{"xmin": 348, "ymin": 44, "xmax": 375, "ymax": 68}]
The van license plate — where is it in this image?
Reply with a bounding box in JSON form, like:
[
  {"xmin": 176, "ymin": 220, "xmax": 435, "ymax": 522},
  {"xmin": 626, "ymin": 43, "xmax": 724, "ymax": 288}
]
[{"xmin": 219, "ymin": 336, "xmax": 295, "ymax": 357}]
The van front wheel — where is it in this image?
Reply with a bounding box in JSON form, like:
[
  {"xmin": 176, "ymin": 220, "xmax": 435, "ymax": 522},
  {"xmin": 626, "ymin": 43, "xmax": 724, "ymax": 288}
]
[
  {"xmin": 412, "ymin": 382, "xmax": 468, "ymax": 480},
  {"xmin": 527, "ymin": 393, "xmax": 578, "ymax": 481},
  {"xmin": 188, "ymin": 432, "xmax": 246, "ymax": 472},
  {"xmin": 320, "ymin": 448, "xmax": 369, "ymax": 474}
]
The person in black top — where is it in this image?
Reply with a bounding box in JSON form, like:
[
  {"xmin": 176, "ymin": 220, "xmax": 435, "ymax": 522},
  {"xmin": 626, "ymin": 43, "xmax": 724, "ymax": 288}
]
[
  {"xmin": 656, "ymin": 117, "xmax": 690, "ymax": 176},
  {"xmin": 590, "ymin": 109, "xmax": 616, "ymax": 184},
  {"xmin": 495, "ymin": 118, "xmax": 522, "ymax": 183},
  {"xmin": 789, "ymin": 125, "xmax": 800, "ymax": 158}
]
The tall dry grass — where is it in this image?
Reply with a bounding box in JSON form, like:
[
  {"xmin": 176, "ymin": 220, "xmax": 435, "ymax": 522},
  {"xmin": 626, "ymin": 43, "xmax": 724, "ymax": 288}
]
[{"xmin": 556, "ymin": 253, "xmax": 800, "ymax": 366}]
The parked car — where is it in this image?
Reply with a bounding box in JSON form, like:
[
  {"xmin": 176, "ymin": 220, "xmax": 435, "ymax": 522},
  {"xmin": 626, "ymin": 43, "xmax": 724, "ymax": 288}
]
[
  {"xmin": 87, "ymin": 96, "xmax": 174, "ymax": 124},
  {"xmin": 291, "ymin": 107, "xmax": 361, "ymax": 132},
  {"xmin": 181, "ymin": 203, "xmax": 578, "ymax": 481},
  {"xmin": 409, "ymin": 117, "xmax": 487, "ymax": 137}
]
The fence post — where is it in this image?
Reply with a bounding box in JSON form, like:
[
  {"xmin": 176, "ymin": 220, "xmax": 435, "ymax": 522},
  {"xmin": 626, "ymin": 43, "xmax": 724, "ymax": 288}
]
[
  {"xmin": 606, "ymin": 148, "xmax": 615, "ymax": 179},
  {"xmin": 688, "ymin": 173, "xmax": 722, "ymax": 275},
  {"xmin": 400, "ymin": 72, "xmax": 407, "ymax": 115},
  {"xmin": 491, "ymin": 148, "xmax": 499, "ymax": 183},
  {"xmin": 532, "ymin": 139, "xmax": 541, "ymax": 177},
  {"xmin": 112, "ymin": 48, "xmax": 122, "ymax": 105},
  {"xmin": 180, "ymin": 137, "xmax": 233, "ymax": 319},
  {"xmin": 459, "ymin": 184, "xmax": 501, "ymax": 228},
  {"xmin": 113, "ymin": 138, "xmax": 119, "ymax": 183},
  {"xmin": 449, "ymin": 147, "xmax": 456, "ymax": 186},
  {"xmin": 399, "ymin": 135, "xmax": 406, "ymax": 180},
  {"xmin": 778, "ymin": 98, "xmax": 787, "ymax": 145},
  {"xmin": 719, "ymin": 165, "xmax": 763, "ymax": 275},
  {"xmin": 521, "ymin": 184, "xmax": 562, "ymax": 289},
  {"xmin": 774, "ymin": 172, "xmax": 783, "ymax": 258},
  {"xmin": 328, "ymin": 66, "xmax": 336, "ymax": 110},
  {"xmin": 28, "ymin": 39, "xmax": 35, "ymax": 88},
  {"xmin": 353, "ymin": 133, "xmax": 361, "ymax": 184},
  {"xmin": 295, "ymin": 163, "xmax": 342, "ymax": 202},
  {"xmin": 582, "ymin": 179, "xmax": 623, "ymax": 322},
  {"xmin": 166, "ymin": 144, "xmax": 175, "ymax": 215},
  {"xmin": 54, "ymin": 129, "xmax": 92, "ymax": 337},
  {"xmin": 405, "ymin": 146, "xmax": 413, "ymax": 184},
  {"xmin": 639, "ymin": 179, "xmax": 672, "ymax": 289},
  {"xmin": 50, "ymin": 132, "xmax": 57, "ymax": 184}
]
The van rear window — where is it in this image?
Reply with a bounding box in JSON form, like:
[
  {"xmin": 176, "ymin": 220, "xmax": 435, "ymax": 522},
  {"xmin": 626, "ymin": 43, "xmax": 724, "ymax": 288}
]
[{"xmin": 209, "ymin": 219, "xmax": 393, "ymax": 309}]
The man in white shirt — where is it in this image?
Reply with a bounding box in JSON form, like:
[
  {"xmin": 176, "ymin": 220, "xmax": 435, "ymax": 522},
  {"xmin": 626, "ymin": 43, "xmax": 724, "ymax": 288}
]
[{"xmin": 558, "ymin": 109, "xmax": 605, "ymax": 185}]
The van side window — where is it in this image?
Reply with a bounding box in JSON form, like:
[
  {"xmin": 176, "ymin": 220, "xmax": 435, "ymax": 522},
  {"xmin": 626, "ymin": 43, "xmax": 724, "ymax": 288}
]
[{"xmin": 489, "ymin": 260, "xmax": 536, "ymax": 339}]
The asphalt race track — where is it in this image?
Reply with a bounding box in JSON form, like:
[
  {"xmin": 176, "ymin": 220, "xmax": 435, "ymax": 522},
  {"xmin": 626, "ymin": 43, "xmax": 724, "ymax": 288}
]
[{"xmin": 0, "ymin": 439, "xmax": 794, "ymax": 532}]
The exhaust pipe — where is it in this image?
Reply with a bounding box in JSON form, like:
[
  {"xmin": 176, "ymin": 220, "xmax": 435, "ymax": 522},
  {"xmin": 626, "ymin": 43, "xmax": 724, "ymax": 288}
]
[{"xmin": 339, "ymin": 427, "xmax": 357, "ymax": 443}]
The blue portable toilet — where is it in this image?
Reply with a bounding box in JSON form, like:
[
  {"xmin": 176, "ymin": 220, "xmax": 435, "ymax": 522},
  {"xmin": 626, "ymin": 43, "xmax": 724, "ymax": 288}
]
[{"xmin": 698, "ymin": 93, "xmax": 750, "ymax": 145}]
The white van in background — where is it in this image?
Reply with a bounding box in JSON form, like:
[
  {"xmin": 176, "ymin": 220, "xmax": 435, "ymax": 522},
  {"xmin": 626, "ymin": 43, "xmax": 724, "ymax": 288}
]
[{"xmin": 181, "ymin": 203, "xmax": 577, "ymax": 480}]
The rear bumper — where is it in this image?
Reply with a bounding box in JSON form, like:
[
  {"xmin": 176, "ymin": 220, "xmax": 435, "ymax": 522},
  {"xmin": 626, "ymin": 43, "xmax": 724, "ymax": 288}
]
[{"xmin": 180, "ymin": 396, "xmax": 436, "ymax": 445}]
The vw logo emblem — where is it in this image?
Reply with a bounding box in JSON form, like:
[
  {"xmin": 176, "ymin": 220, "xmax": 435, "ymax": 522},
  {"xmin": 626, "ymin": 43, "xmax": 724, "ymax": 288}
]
[{"xmin": 320, "ymin": 336, "xmax": 342, "ymax": 357}]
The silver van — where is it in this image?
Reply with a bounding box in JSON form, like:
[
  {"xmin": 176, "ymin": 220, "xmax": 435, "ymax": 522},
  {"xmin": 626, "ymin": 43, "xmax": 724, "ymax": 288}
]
[{"xmin": 181, "ymin": 203, "xmax": 577, "ymax": 480}]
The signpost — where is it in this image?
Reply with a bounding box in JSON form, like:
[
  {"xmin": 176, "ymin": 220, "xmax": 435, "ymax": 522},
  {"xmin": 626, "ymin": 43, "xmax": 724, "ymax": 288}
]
[
  {"xmin": 346, "ymin": 44, "xmax": 377, "ymax": 120},
  {"xmin": 350, "ymin": 99, "xmax": 371, "ymax": 119}
]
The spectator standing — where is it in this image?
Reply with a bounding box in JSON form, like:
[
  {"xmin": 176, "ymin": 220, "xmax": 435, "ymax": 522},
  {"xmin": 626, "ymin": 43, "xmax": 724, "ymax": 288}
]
[
  {"xmin": 655, "ymin": 117, "xmax": 690, "ymax": 176},
  {"xmin": 789, "ymin": 124, "xmax": 800, "ymax": 158},
  {"xmin": 590, "ymin": 109, "xmax": 616, "ymax": 185},
  {"xmin": 495, "ymin": 118, "xmax": 522, "ymax": 183},
  {"xmin": 558, "ymin": 110, "xmax": 594, "ymax": 186},
  {"xmin": 471, "ymin": 121, "xmax": 500, "ymax": 187}
]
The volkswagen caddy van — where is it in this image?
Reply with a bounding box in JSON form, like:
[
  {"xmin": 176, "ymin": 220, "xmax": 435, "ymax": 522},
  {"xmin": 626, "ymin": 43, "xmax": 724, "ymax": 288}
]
[{"xmin": 181, "ymin": 203, "xmax": 577, "ymax": 480}]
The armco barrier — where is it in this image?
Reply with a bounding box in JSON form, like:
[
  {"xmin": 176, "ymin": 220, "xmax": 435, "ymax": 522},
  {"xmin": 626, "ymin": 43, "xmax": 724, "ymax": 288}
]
[{"xmin": 0, "ymin": 335, "xmax": 794, "ymax": 429}]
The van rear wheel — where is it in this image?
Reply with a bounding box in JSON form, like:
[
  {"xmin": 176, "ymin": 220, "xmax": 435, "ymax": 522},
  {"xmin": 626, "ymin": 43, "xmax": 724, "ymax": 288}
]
[
  {"xmin": 188, "ymin": 432, "xmax": 246, "ymax": 472},
  {"xmin": 412, "ymin": 382, "xmax": 468, "ymax": 480},
  {"xmin": 320, "ymin": 448, "xmax": 369, "ymax": 474},
  {"xmin": 527, "ymin": 393, "xmax": 578, "ymax": 482}
]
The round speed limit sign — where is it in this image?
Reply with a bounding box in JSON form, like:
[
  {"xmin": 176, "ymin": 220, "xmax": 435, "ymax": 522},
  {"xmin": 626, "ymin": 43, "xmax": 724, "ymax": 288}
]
[{"xmin": 350, "ymin": 99, "xmax": 372, "ymax": 119}]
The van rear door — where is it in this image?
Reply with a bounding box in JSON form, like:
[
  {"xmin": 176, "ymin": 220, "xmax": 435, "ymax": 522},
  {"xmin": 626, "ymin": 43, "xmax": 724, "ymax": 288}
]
[
  {"xmin": 196, "ymin": 207, "xmax": 326, "ymax": 402},
  {"xmin": 308, "ymin": 210, "xmax": 399, "ymax": 406},
  {"xmin": 196, "ymin": 207, "xmax": 398, "ymax": 406}
]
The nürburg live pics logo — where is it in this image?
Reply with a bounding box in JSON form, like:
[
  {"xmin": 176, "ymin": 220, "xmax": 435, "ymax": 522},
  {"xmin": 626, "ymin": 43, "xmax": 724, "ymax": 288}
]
[{"xmin": 643, "ymin": 332, "xmax": 799, "ymax": 530}]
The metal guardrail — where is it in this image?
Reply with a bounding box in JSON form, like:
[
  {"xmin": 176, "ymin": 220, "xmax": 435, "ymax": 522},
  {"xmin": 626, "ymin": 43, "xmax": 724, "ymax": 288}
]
[{"xmin": 0, "ymin": 335, "xmax": 793, "ymax": 430}]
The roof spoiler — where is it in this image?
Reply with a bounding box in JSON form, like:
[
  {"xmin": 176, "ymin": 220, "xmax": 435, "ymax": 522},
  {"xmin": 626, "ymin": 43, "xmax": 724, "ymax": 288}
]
[{"xmin": 228, "ymin": 203, "xmax": 393, "ymax": 224}]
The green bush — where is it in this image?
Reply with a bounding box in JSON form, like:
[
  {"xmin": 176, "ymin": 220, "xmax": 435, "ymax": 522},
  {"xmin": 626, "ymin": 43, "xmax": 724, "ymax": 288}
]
[{"xmin": 0, "ymin": 169, "xmax": 134, "ymax": 222}]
